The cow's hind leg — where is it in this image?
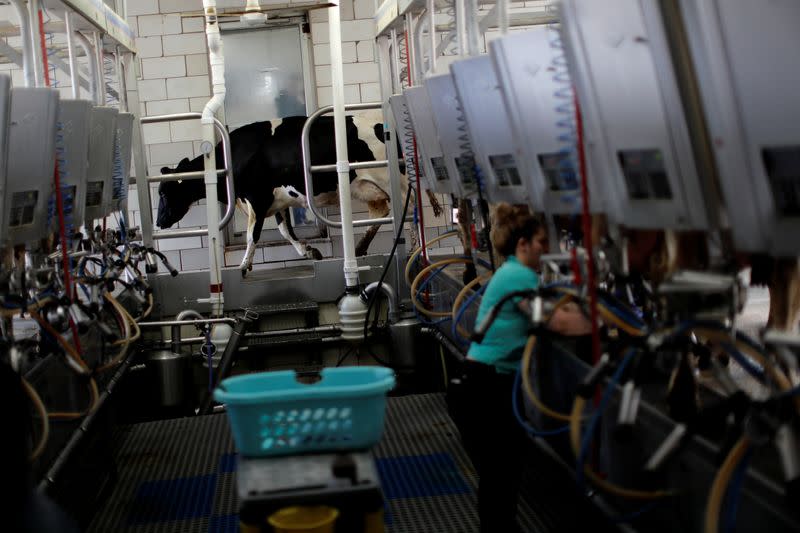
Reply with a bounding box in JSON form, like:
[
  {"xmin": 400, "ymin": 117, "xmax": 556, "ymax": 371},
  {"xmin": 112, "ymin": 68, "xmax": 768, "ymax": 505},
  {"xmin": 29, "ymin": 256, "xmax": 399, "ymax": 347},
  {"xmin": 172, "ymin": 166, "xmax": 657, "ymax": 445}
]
[
  {"xmin": 356, "ymin": 225, "xmax": 381, "ymax": 257},
  {"xmin": 458, "ymin": 198, "xmax": 478, "ymax": 285},
  {"xmin": 240, "ymin": 199, "xmax": 260, "ymax": 277},
  {"xmin": 277, "ymin": 209, "xmax": 323, "ymax": 260}
]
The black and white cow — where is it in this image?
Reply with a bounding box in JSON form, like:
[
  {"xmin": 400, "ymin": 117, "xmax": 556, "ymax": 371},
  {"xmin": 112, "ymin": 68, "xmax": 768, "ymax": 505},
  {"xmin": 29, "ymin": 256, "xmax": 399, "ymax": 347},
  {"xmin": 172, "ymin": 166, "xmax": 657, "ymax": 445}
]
[{"xmin": 156, "ymin": 113, "xmax": 412, "ymax": 276}]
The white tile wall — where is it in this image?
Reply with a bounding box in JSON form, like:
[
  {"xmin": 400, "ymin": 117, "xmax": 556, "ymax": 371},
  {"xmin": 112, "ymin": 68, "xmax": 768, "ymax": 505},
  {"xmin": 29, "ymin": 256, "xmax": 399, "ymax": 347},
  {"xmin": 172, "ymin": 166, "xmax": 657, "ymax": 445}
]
[
  {"xmin": 180, "ymin": 248, "xmax": 210, "ymax": 271},
  {"xmin": 356, "ymin": 41, "xmax": 374, "ymax": 62},
  {"xmin": 136, "ymin": 36, "xmax": 164, "ymax": 58},
  {"xmin": 159, "ymin": 0, "xmax": 203, "ymax": 13},
  {"xmin": 185, "ymin": 54, "xmax": 209, "ymax": 76},
  {"xmin": 149, "ymin": 140, "xmax": 194, "ymax": 165},
  {"xmin": 162, "ymin": 33, "xmax": 207, "ymax": 56},
  {"xmin": 127, "ymin": 0, "xmax": 159, "ymax": 16},
  {"xmin": 138, "ymin": 78, "xmax": 168, "ymax": 101},
  {"xmin": 142, "ymin": 56, "xmax": 187, "ymax": 79},
  {"xmin": 166, "ymin": 76, "xmax": 210, "ymax": 98},
  {"xmin": 146, "ymin": 98, "xmax": 190, "ymax": 116}
]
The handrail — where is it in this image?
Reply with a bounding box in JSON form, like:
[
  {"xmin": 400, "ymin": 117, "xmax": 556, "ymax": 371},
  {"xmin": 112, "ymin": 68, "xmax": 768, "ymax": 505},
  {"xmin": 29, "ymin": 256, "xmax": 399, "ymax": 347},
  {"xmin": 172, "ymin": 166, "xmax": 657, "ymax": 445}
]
[
  {"xmin": 301, "ymin": 103, "xmax": 394, "ymax": 228},
  {"xmin": 141, "ymin": 112, "xmax": 235, "ymax": 240}
]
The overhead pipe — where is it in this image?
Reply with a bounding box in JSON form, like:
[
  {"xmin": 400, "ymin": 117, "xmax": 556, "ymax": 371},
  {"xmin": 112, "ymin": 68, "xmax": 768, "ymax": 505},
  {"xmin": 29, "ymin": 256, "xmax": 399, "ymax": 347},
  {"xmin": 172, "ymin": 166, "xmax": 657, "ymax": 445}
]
[
  {"xmin": 92, "ymin": 32, "xmax": 106, "ymax": 105},
  {"xmin": 498, "ymin": 0, "xmax": 509, "ymax": 35},
  {"xmin": 9, "ymin": 0, "xmax": 34, "ymax": 87},
  {"xmin": 427, "ymin": 0, "xmax": 436, "ymax": 74},
  {"xmin": 27, "ymin": 0, "xmax": 44, "ymax": 86},
  {"xmin": 64, "ymin": 11, "xmax": 79, "ymax": 99},
  {"xmin": 201, "ymin": 0, "xmax": 226, "ymax": 316},
  {"xmin": 73, "ymin": 32, "xmax": 98, "ymax": 104},
  {"xmin": 464, "ymin": 0, "xmax": 480, "ymax": 56}
]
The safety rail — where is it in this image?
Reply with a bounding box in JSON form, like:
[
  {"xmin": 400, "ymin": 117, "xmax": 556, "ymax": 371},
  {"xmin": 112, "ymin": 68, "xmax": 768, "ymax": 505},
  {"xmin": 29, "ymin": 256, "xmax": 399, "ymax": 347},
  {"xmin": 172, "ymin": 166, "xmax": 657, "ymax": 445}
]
[
  {"xmin": 141, "ymin": 112, "xmax": 235, "ymax": 240},
  {"xmin": 302, "ymin": 102, "xmax": 396, "ymax": 229}
]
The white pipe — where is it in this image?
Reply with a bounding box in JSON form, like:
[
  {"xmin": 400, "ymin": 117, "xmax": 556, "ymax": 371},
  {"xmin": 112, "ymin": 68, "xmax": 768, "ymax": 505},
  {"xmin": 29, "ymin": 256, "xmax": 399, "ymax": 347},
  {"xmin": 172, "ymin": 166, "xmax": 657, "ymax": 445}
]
[
  {"xmin": 427, "ymin": 0, "xmax": 436, "ymax": 74},
  {"xmin": 65, "ymin": 11, "xmax": 80, "ymax": 99},
  {"xmin": 116, "ymin": 49, "xmax": 128, "ymax": 111},
  {"xmin": 244, "ymin": 0, "xmax": 261, "ymax": 11},
  {"xmin": 412, "ymin": 10, "xmax": 427, "ymax": 81},
  {"xmin": 92, "ymin": 33, "xmax": 105, "ymax": 105},
  {"xmin": 73, "ymin": 32, "xmax": 98, "ymax": 104},
  {"xmin": 498, "ymin": 0, "xmax": 509, "ymax": 35},
  {"xmin": 28, "ymin": 0, "xmax": 44, "ymax": 86},
  {"xmin": 455, "ymin": 0, "xmax": 466, "ymax": 56},
  {"xmin": 201, "ymin": 0, "xmax": 225, "ymax": 316},
  {"xmin": 328, "ymin": 3, "xmax": 358, "ymax": 289},
  {"xmin": 464, "ymin": 0, "xmax": 479, "ymax": 56},
  {"xmin": 10, "ymin": 0, "xmax": 34, "ymax": 87}
]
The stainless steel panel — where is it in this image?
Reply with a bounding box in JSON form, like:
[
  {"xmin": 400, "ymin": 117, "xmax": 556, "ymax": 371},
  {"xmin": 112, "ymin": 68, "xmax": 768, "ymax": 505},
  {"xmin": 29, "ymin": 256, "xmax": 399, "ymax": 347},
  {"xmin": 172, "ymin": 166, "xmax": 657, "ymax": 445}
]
[
  {"xmin": 560, "ymin": 0, "xmax": 711, "ymax": 230},
  {"xmin": 389, "ymin": 93, "xmax": 435, "ymax": 193},
  {"xmin": 221, "ymin": 26, "xmax": 306, "ymax": 129},
  {"xmin": 451, "ymin": 55, "xmax": 527, "ymax": 205},
  {"xmin": 5, "ymin": 87, "xmax": 59, "ymax": 246},
  {"xmin": 403, "ymin": 85, "xmax": 459, "ymax": 195},
  {"xmin": 490, "ymin": 28, "xmax": 594, "ymax": 214},
  {"xmin": 151, "ymin": 255, "xmax": 390, "ymax": 316},
  {"xmin": 679, "ymin": 0, "xmax": 800, "ymax": 255},
  {"xmin": 425, "ymin": 73, "xmax": 479, "ymax": 198},
  {"xmin": 84, "ymin": 106, "xmax": 118, "ymax": 222},
  {"xmin": 56, "ymin": 99, "xmax": 92, "ymax": 231}
]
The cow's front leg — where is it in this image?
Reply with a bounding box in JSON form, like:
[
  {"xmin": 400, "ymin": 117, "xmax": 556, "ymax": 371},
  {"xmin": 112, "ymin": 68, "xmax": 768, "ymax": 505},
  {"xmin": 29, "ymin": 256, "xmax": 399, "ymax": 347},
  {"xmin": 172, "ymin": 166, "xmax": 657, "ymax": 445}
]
[
  {"xmin": 240, "ymin": 200, "xmax": 259, "ymax": 277},
  {"xmin": 277, "ymin": 209, "xmax": 322, "ymax": 261}
]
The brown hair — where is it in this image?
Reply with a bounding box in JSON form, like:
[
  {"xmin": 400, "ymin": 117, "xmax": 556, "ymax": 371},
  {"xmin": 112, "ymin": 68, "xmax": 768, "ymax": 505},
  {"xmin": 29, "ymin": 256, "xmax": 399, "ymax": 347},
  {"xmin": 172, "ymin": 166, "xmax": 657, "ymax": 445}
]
[{"xmin": 490, "ymin": 203, "xmax": 544, "ymax": 258}]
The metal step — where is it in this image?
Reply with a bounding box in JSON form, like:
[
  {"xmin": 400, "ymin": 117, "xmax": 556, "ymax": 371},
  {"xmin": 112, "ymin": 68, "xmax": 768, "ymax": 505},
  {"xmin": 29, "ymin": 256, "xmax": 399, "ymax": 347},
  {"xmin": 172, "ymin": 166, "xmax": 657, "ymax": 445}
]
[
  {"xmin": 245, "ymin": 330, "xmax": 332, "ymax": 348},
  {"xmin": 243, "ymin": 301, "xmax": 319, "ymax": 316}
]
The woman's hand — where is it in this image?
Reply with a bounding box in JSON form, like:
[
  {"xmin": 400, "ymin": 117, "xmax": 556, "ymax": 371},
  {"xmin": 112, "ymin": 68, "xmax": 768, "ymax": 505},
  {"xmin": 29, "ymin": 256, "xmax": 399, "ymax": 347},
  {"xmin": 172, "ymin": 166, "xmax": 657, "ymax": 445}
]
[{"xmin": 547, "ymin": 302, "xmax": 593, "ymax": 336}]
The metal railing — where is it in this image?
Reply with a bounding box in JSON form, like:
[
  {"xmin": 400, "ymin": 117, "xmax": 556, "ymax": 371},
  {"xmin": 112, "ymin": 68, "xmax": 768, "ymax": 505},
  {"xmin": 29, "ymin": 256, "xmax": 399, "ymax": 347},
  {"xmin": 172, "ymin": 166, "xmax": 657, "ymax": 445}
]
[
  {"xmin": 141, "ymin": 112, "xmax": 235, "ymax": 240},
  {"xmin": 302, "ymin": 102, "xmax": 396, "ymax": 228}
]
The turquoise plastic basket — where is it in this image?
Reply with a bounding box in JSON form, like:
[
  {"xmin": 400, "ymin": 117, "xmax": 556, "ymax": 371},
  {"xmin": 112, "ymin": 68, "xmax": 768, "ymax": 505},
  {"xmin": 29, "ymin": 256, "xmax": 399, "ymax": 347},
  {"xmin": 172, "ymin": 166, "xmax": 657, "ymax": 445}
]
[{"xmin": 214, "ymin": 366, "xmax": 396, "ymax": 457}]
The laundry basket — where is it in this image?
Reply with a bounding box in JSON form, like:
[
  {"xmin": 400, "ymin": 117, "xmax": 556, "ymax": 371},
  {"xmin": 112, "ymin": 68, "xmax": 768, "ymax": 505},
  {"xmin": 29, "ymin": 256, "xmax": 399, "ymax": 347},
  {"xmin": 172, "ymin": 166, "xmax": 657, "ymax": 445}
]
[{"xmin": 214, "ymin": 366, "xmax": 395, "ymax": 457}]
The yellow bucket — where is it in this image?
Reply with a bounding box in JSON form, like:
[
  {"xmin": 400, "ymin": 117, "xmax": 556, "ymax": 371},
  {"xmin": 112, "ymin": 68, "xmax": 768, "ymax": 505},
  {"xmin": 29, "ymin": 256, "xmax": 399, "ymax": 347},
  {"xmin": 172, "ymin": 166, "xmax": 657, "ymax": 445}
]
[{"xmin": 267, "ymin": 506, "xmax": 339, "ymax": 533}]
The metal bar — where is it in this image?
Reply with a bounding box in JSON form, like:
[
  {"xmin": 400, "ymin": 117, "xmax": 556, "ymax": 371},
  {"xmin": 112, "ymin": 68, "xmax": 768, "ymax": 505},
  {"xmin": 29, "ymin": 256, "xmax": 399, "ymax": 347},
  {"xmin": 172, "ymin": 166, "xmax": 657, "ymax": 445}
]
[
  {"xmin": 142, "ymin": 112, "xmax": 236, "ymax": 238},
  {"xmin": 301, "ymin": 103, "xmax": 394, "ymax": 229},
  {"xmin": 65, "ymin": 12, "xmax": 80, "ymax": 98},
  {"xmin": 138, "ymin": 317, "xmax": 236, "ymax": 327},
  {"xmin": 310, "ymin": 160, "xmax": 390, "ymax": 173},
  {"xmin": 146, "ymin": 169, "xmax": 226, "ymax": 183},
  {"xmin": 153, "ymin": 228, "xmax": 207, "ymax": 240}
]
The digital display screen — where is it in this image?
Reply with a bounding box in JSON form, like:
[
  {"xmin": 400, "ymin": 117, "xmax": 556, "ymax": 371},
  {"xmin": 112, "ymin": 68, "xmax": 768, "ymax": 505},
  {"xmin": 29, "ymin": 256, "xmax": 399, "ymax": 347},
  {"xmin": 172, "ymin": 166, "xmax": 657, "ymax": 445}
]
[
  {"xmin": 489, "ymin": 154, "xmax": 522, "ymax": 187},
  {"xmin": 617, "ymin": 149, "xmax": 672, "ymax": 200},
  {"xmin": 86, "ymin": 181, "xmax": 104, "ymax": 207},
  {"xmin": 762, "ymin": 146, "xmax": 800, "ymax": 217},
  {"xmin": 455, "ymin": 155, "xmax": 477, "ymax": 188},
  {"xmin": 537, "ymin": 152, "xmax": 578, "ymax": 191},
  {"xmin": 9, "ymin": 191, "xmax": 38, "ymax": 227},
  {"xmin": 430, "ymin": 157, "xmax": 450, "ymax": 182}
]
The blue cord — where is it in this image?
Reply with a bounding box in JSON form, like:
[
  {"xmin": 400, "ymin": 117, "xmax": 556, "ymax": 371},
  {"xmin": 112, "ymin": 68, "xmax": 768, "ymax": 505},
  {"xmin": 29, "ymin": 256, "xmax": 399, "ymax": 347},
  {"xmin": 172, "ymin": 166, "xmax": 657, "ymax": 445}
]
[
  {"xmin": 720, "ymin": 342, "xmax": 767, "ymax": 384},
  {"xmin": 452, "ymin": 283, "xmax": 486, "ymax": 346},
  {"xmin": 512, "ymin": 369, "xmax": 570, "ymax": 436},
  {"xmin": 576, "ymin": 348, "xmax": 638, "ymax": 492},
  {"xmin": 723, "ymin": 447, "xmax": 753, "ymax": 533}
]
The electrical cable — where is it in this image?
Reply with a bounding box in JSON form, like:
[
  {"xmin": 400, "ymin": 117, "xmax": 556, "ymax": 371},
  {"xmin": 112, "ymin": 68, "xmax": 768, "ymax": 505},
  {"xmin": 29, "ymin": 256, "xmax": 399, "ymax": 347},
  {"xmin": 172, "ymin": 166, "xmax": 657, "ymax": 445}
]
[
  {"xmin": 451, "ymin": 273, "xmax": 490, "ymax": 340},
  {"xmin": 22, "ymin": 378, "xmax": 49, "ymax": 462},
  {"xmin": 569, "ymin": 384, "xmax": 675, "ymax": 500},
  {"xmin": 410, "ymin": 258, "xmax": 476, "ymax": 317},
  {"xmin": 704, "ymin": 437, "xmax": 751, "ymax": 533},
  {"xmin": 404, "ymin": 229, "xmax": 461, "ymax": 286},
  {"xmin": 512, "ymin": 368, "xmax": 569, "ymax": 436}
]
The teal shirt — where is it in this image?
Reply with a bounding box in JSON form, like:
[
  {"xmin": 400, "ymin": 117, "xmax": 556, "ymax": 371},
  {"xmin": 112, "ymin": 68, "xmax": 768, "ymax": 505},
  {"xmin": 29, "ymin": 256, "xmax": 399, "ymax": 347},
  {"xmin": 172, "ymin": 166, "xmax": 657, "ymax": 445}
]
[{"xmin": 467, "ymin": 256, "xmax": 539, "ymax": 373}]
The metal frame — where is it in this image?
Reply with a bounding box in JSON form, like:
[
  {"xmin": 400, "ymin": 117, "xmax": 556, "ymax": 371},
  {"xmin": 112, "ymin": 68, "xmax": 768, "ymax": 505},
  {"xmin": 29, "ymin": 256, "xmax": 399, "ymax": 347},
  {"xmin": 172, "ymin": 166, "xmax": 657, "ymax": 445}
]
[
  {"xmin": 139, "ymin": 112, "xmax": 236, "ymax": 240},
  {"xmin": 301, "ymin": 102, "xmax": 394, "ymax": 229}
]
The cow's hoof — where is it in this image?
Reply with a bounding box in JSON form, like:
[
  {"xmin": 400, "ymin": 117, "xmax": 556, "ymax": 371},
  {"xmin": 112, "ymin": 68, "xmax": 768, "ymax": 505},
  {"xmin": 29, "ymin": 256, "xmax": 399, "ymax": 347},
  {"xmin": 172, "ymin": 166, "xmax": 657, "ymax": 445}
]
[
  {"xmin": 241, "ymin": 268, "xmax": 248, "ymax": 278},
  {"xmin": 432, "ymin": 204, "xmax": 443, "ymax": 218},
  {"xmin": 307, "ymin": 247, "xmax": 323, "ymax": 261}
]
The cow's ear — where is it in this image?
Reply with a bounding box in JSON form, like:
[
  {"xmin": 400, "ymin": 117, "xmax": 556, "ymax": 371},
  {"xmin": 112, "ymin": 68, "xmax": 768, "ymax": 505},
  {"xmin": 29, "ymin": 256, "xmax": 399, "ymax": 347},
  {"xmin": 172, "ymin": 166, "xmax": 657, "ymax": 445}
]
[
  {"xmin": 180, "ymin": 158, "xmax": 191, "ymax": 165},
  {"xmin": 373, "ymin": 123, "xmax": 386, "ymax": 144},
  {"xmin": 161, "ymin": 166, "xmax": 172, "ymax": 174}
]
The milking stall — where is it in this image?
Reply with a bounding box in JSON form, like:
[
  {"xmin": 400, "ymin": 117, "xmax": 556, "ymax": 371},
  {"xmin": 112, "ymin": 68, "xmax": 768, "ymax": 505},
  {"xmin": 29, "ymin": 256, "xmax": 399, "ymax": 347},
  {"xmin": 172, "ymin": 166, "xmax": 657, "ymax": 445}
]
[{"xmin": 3, "ymin": 0, "xmax": 800, "ymax": 531}]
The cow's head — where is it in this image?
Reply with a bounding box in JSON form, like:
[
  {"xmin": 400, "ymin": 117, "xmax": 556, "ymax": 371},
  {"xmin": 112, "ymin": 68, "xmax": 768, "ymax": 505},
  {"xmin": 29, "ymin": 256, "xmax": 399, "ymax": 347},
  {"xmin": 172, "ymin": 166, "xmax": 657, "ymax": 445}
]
[
  {"xmin": 373, "ymin": 123, "xmax": 406, "ymax": 175},
  {"xmin": 156, "ymin": 158, "xmax": 194, "ymax": 229}
]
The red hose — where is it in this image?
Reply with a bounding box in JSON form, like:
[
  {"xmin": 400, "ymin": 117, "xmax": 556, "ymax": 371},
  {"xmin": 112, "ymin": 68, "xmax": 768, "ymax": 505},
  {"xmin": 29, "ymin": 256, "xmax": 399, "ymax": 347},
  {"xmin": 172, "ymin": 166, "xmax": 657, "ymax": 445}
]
[
  {"xmin": 574, "ymin": 94, "xmax": 601, "ymax": 365},
  {"xmin": 40, "ymin": 10, "xmax": 82, "ymax": 353}
]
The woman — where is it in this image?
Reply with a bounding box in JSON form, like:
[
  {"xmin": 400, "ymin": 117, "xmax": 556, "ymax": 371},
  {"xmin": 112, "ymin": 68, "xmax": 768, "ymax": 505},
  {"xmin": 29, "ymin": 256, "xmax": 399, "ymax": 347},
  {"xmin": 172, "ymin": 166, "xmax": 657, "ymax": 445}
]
[{"xmin": 458, "ymin": 204, "xmax": 589, "ymax": 533}]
